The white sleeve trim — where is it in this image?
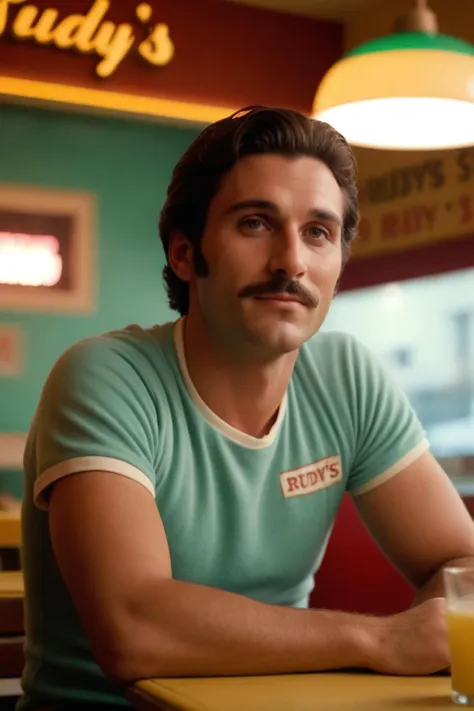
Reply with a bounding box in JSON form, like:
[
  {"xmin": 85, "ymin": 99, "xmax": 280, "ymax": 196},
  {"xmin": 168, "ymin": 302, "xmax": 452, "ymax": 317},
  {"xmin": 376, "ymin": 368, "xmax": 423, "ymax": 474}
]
[
  {"xmin": 351, "ymin": 439, "xmax": 430, "ymax": 497},
  {"xmin": 34, "ymin": 456, "xmax": 155, "ymax": 510}
]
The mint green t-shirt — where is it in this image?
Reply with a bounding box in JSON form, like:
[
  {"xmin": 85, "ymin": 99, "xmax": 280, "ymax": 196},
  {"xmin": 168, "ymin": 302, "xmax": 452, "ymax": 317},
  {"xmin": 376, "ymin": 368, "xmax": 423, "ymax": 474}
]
[{"xmin": 19, "ymin": 319, "xmax": 428, "ymax": 708}]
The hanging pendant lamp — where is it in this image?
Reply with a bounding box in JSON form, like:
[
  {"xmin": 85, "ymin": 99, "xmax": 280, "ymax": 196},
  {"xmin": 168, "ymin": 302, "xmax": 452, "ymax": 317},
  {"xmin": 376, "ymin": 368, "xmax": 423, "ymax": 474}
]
[{"xmin": 313, "ymin": 0, "xmax": 474, "ymax": 150}]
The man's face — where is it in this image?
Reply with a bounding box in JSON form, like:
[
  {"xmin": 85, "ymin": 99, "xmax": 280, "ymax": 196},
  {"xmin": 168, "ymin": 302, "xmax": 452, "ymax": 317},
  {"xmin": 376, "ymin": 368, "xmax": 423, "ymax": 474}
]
[{"xmin": 184, "ymin": 154, "xmax": 344, "ymax": 357}]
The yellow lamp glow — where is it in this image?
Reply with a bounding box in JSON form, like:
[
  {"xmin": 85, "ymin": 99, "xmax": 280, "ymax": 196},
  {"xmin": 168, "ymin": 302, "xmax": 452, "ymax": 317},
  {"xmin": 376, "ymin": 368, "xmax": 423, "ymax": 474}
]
[{"xmin": 313, "ymin": 7, "xmax": 474, "ymax": 150}]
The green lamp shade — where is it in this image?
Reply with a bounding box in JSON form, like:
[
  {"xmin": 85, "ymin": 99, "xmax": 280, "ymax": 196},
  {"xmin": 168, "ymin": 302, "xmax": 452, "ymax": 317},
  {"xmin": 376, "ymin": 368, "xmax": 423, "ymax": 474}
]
[{"xmin": 313, "ymin": 32, "xmax": 474, "ymax": 150}]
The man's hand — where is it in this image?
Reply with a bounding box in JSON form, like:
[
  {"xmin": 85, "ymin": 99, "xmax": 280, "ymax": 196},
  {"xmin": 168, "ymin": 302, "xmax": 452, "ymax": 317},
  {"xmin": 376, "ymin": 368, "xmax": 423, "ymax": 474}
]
[{"xmin": 367, "ymin": 598, "xmax": 450, "ymax": 676}]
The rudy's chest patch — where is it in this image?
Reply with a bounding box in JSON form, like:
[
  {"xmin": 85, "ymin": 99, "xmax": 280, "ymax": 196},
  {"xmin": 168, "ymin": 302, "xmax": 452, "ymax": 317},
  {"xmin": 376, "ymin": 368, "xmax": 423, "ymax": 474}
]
[{"xmin": 280, "ymin": 455, "xmax": 342, "ymax": 499}]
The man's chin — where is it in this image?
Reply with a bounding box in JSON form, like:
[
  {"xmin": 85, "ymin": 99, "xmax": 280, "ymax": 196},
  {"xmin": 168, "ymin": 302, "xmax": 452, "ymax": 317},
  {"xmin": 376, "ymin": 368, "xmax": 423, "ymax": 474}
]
[{"xmin": 248, "ymin": 321, "xmax": 314, "ymax": 355}]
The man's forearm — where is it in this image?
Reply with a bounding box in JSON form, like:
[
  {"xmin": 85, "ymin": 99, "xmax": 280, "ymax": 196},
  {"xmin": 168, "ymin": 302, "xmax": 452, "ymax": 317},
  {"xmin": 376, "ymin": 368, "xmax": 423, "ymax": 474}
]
[
  {"xmin": 411, "ymin": 556, "xmax": 474, "ymax": 607},
  {"xmin": 103, "ymin": 579, "xmax": 378, "ymax": 683}
]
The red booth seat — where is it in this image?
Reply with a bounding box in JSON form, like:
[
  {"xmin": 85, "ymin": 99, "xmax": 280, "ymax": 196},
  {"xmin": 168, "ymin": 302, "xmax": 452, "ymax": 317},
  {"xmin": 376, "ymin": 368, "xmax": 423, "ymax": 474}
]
[{"xmin": 310, "ymin": 494, "xmax": 414, "ymax": 615}]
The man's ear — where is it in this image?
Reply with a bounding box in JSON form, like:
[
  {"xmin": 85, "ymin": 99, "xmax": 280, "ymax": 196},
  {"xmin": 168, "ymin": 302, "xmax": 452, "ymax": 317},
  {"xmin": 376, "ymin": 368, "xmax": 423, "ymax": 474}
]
[{"xmin": 168, "ymin": 232, "xmax": 195, "ymax": 283}]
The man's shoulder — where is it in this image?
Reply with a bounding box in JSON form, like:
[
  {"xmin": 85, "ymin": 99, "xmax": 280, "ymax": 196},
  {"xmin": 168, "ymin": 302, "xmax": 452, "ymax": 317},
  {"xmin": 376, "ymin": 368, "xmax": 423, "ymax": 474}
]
[
  {"xmin": 54, "ymin": 321, "xmax": 177, "ymax": 375},
  {"xmin": 37, "ymin": 321, "xmax": 180, "ymax": 413},
  {"xmin": 74, "ymin": 320, "xmax": 175, "ymax": 351},
  {"xmin": 295, "ymin": 330, "xmax": 381, "ymax": 402},
  {"xmin": 25, "ymin": 322, "xmax": 181, "ymax": 484}
]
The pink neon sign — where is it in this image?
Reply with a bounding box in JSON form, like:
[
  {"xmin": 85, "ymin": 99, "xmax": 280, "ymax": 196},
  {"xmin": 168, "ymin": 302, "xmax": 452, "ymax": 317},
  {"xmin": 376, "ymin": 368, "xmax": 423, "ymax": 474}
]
[{"xmin": 0, "ymin": 232, "xmax": 63, "ymax": 287}]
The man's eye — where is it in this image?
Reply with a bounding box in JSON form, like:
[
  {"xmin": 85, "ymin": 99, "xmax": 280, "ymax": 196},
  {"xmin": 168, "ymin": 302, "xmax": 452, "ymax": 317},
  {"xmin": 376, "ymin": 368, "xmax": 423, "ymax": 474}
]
[
  {"xmin": 241, "ymin": 218, "xmax": 266, "ymax": 230},
  {"xmin": 306, "ymin": 226, "xmax": 328, "ymax": 240}
]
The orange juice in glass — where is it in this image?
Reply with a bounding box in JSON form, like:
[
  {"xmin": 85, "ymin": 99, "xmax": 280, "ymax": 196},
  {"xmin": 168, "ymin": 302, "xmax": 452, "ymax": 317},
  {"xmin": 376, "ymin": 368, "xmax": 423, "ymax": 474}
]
[{"xmin": 444, "ymin": 567, "xmax": 474, "ymax": 705}]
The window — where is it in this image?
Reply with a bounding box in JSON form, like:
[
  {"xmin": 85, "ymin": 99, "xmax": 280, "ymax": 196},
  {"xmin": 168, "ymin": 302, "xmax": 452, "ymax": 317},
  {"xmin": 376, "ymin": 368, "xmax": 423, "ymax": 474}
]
[{"xmin": 323, "ymin": 268, "xmax": 474, "ymax": 490}]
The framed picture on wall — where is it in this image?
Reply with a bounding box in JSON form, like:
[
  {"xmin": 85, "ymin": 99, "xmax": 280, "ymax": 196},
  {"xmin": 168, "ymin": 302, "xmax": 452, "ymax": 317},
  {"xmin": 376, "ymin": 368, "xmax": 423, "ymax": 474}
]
[
  {"xmin": 0, "ymin": 184, "xmax": 96, "ymax": 313},
  {"xmin": 0, "ymin": 324, "xmax": 23, "ymax": 376}
]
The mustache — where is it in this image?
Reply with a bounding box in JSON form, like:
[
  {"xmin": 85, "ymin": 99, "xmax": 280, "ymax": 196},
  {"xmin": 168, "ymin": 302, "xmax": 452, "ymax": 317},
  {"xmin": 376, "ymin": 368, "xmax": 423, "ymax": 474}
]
[{"xmin": 238, "ymin": 277, "xmax": 319, "ymax": 308}]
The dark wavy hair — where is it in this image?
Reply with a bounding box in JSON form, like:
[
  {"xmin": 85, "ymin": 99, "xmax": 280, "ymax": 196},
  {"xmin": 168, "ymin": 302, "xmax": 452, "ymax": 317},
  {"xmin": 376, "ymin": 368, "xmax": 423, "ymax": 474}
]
[{"xmin": 159, "ymin": 105, "xmax": 359, "ymax": 316}]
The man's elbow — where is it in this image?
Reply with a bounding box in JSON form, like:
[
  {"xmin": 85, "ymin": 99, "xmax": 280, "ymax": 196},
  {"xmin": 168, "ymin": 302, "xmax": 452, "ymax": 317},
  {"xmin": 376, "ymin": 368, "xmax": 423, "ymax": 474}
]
[
  {"xmin": 96, "ymin": 644, "xmax": 143, "ymax": 686},
  {"xmin": 92, "ymin": 631, "xmax": 185, "ymax": 685}
]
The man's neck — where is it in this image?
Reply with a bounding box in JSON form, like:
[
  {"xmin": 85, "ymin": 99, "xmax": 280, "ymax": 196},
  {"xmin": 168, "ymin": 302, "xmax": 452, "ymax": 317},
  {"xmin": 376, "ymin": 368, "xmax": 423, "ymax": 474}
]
[{"xmin": 181, "ymin": 316, "xmax": 297, "ymax": 439}]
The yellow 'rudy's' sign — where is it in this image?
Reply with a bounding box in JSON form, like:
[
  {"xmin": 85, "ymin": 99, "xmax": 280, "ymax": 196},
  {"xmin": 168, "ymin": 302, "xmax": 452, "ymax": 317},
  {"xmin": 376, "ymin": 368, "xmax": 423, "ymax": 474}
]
[{"xmin": 0, "ymin": 0, "xmax": 175, "ymax": 77}]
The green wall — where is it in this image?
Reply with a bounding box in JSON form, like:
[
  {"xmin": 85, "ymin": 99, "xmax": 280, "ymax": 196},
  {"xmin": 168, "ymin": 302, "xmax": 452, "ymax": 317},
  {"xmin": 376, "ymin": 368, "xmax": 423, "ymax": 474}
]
[{"xmin": 0, "ymin": 103, "xmax": 198, "ymax": 492}]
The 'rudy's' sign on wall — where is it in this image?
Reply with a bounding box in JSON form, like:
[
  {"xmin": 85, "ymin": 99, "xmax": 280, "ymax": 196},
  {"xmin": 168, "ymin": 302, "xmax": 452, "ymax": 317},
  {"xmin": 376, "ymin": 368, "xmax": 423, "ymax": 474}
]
[
  {"xmin": 0, "ymin": 0, "xmax": 174, "ymax": 77},
  {"xmin": 354, "ymin": 147, "xmax": 474, "ymax": 259},
  {"xmin": 0, "ymin": 0, "xmax": 343, "ymax": 124}
]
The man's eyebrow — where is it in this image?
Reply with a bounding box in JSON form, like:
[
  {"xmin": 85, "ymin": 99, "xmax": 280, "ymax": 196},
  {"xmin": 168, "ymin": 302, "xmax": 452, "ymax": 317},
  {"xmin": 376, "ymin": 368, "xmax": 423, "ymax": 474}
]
[
  {"xmin": 308, "ymin": 208, "xmax": 343, "ymax": 228},
  {"xmin": 225, "ymin": 199, "xmax": 278, "ymax": 215},
  {"xmin": 225, "ymin": 200, "xmax": 343, "ymax": 227}
]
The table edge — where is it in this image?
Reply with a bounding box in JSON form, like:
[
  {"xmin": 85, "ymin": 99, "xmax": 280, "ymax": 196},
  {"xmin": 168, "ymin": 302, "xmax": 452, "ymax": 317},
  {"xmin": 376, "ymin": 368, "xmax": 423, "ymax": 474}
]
[{"xmin": 128, "ymin": 680, "xmax": 209, "ymax": 711}]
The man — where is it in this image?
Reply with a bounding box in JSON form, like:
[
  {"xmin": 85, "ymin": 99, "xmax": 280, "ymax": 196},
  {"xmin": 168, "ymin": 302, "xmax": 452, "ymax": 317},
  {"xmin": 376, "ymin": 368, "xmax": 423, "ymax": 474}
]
[{"xmin": 19, "ymin": 106, "xmax": 474, "ymax": 710}]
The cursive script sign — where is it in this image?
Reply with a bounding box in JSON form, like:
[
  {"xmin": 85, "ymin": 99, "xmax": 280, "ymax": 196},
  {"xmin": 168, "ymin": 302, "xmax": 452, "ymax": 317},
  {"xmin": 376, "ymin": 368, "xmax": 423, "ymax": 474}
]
[{"xmin": 0, "ymin": 0, "xmax": 175, "ymax": 77}]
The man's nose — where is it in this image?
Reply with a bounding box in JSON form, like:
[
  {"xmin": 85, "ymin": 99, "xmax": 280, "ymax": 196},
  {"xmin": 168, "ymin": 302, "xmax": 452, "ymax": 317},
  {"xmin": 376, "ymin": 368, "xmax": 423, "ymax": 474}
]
[{"xmin": 268, "ymin": 228, "xmax": 306, "ymax": 280}]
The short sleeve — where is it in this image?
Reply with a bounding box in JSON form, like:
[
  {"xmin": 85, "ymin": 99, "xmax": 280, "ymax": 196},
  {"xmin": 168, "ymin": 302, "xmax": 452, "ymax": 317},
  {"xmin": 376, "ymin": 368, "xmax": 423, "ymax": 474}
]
[
  {"xmin": 31, "ymin": 336, "xmax": 158, "ymax": 510},
  {"xmin": 346, "ymin": 337, "xmax": 429, "ymax": 496}
]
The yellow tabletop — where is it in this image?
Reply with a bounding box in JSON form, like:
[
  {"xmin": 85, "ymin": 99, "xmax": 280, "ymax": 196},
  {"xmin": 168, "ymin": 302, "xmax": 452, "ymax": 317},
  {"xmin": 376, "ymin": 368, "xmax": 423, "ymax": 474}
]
[
  {"xmin": 0, "ymin": 512, "xmax": 21, "ymax": 548},
  {"xmin": 128, "ymin": 672, "xmax": 453, "ymax": 711},
  {"xmin": 0, "ymin": 571, "xmax": 23, "ymax": 598}
]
